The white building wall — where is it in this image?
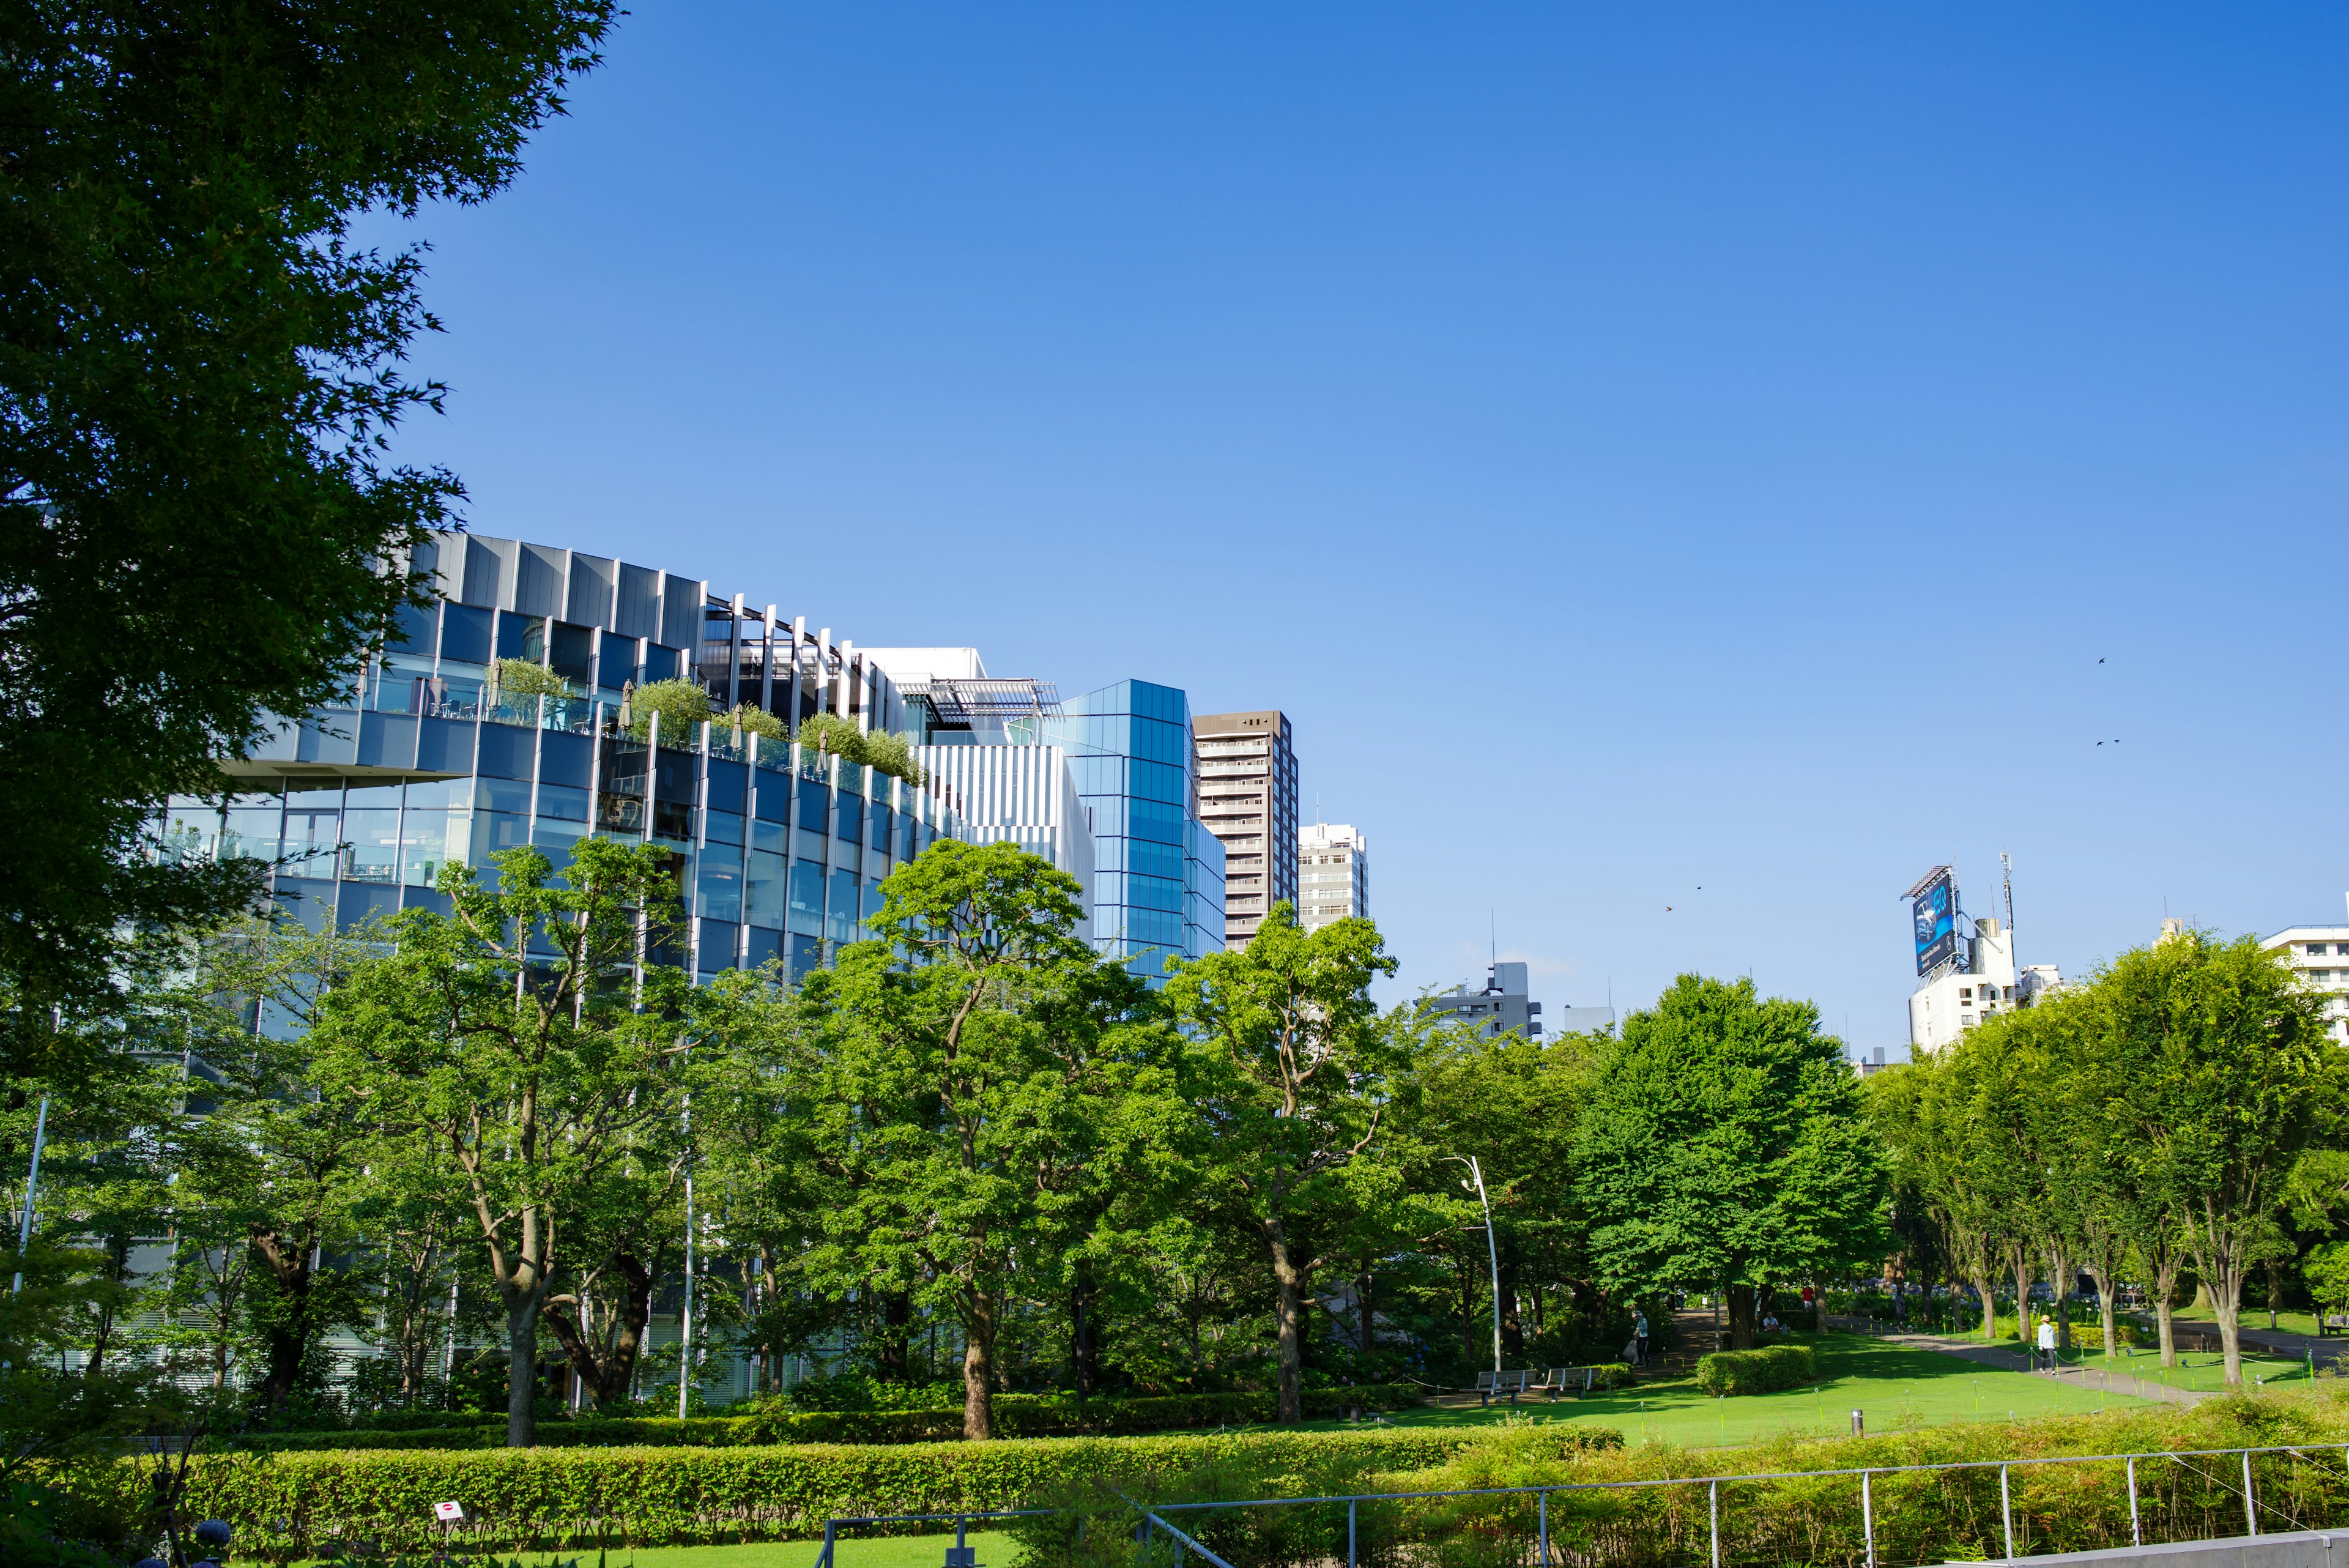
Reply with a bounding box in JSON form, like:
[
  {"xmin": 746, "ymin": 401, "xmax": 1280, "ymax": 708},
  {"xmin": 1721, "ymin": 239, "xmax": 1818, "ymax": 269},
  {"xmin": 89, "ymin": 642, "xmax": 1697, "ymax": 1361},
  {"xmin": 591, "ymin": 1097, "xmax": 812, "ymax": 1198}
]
[
  {"xmin": 917, "ymin": 743, "xmax": 1096, "ymax": 943},
  {"xmin": 2262, "ymin": 902, "xmax": 2349, "ymax": 1042}
]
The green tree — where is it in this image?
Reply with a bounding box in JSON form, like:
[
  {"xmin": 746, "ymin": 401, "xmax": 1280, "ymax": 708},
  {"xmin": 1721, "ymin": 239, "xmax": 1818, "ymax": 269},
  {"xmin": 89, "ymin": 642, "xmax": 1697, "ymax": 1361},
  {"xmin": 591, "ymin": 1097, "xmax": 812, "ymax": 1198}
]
[
  {"xmin": 1164, "ymin": 902, "xmax": 1403, "ymax": 1422},
  {"xmin": 801, "ymin": 841, "xmax": 1176, "ymax": 1438},
  {"xmin": 308, "ymin": 836, "xmax": 705, "ymax": 1445},
  {"xmin": 1577, "ymin": 974, "xmax": 1885, "ymax": 1348},
  {"xmin": 0, "ymin": 1, "xmax": 615, "ymax": 1022},
  {"xmin": 2091, "ymin": 931, "xmax": 2342, "ymax": 1385}
]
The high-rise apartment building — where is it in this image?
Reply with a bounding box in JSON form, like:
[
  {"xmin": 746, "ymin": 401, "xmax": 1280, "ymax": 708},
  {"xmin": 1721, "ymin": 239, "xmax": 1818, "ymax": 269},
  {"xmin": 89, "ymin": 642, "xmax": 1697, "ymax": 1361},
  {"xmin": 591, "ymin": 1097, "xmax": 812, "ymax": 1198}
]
[
  {"xmin": 1193, "ymin": 710, "xmax": 1297, "ymax": 947},
  {"xmin": 1297, "ymin": 821, "xmax": 1367, "ymax": 934},
  {"xmin": 2262, "ymin": 894, "xmax": 2349, "ymax": 1042}
]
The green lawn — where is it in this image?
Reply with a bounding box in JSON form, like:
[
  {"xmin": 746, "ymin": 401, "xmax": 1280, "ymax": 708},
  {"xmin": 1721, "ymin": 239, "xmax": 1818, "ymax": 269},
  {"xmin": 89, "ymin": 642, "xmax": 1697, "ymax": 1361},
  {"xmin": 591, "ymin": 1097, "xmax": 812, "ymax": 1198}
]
[
  {"xmin": 1298, "ymin": 1334, "xmax": 2145, "ymax": 1448},
  {"xmin": 2067, "ymin": 1343, "xmax": 2312, "ymax": 1394}
]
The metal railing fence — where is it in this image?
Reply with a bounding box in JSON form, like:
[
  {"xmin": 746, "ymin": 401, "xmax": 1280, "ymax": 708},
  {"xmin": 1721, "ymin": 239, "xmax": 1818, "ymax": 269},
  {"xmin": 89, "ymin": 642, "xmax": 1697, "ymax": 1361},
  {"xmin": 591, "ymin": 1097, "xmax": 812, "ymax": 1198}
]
[{"xmin": 804, "ymin": 1440, "xmax": 2349, "ymax": 1568}]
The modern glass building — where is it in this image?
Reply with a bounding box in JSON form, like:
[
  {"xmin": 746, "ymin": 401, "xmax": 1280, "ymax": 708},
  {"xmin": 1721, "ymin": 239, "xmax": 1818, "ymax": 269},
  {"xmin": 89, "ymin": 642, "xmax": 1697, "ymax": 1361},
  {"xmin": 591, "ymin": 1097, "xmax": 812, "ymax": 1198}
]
[
  {"xmin": 160, "ymin": 532, "xmax": 964, "ymax": 987},
  {"xmin": 1032, "ymin": 680, "xmax": 1224, "ymax": 978}
]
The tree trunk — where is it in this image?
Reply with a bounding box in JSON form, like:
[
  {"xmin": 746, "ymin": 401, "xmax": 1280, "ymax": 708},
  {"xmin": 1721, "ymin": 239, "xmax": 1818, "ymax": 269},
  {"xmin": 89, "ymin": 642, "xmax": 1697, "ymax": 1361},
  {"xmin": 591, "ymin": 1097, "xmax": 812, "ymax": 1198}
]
[
  {"xmin": 2209, "ymin": 1251, "xmax": 2247, "ymax": 1388},
  {"xmin": 2268, "ymin": 1257, "xmax": 2284, "ymax": 1331},
  {"xmin": 961, "ymin": 1288, "xmax": 997, "ymax": 1440},
  {"xmin": 1069, "ymin": 1280, "xmax": 1091, "ymax": 1398},
  {"xmin": 250, "ymin": 1227, "xmax": 317, "ymax": 1419},
  {"xmin": 878, "ymin": 1288, "xmax": 913, "ymax": 1383},
  {"xmin": 1499, "ymin": 1261, "xmax": 1524, "ymax": 1358},
  {"xmin": 2010, "ymin": 1251, "xmax": 2034, "ymax": 1344},
  {"xmin": 2087, "ymin": 1266, "xmax": 2119, "ymax": 1359},
  {"xmin": 506, "ymin": 1291, "xmax": 543, "ymax": 1447},
  {"xmin": 1357, "ymin": 1269, "xmax": 1376, "ymax": 1369},
  {"xmin": 1264, "ymin": 1216, "xmax": 1305, "ymax": 1422},
  {"xmin": 1973, "ymin": 1270, "xmax": 1999, "ymax": 1343},
  {"xmin": 1727, "ymin": 1282, "xmax": 1757, "ymax": 1350},
  {"xmin": 2047, "ymin": 1246, "xmax": 2074, "ymax": 1352},
  {"xmin": 544, "ymin": 1249, "xmax": 659, "ymax": 1407}
]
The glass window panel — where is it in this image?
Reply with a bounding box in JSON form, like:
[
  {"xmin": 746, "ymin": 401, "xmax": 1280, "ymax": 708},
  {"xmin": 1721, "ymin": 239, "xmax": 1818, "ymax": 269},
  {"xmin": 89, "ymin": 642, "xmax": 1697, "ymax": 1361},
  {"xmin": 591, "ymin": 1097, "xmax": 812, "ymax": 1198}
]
[
  {"xmin": 281, "ymin": 797, "xmax": 341, "ymax": 877},
  {"xmin": 751, "ymin": 817, "xmax": 785, "ymax": 854},
  {"xmin": 746, "ymin": 850, "xmax": 786, "ymax": 927},
  {"xmin": 477, "ymin": 777, "xmax": 532, "ymax": 815},
  {"xmin": 833, "ymin": 842, "xmax": 860, "ymax": 877},
  {"xmin": 347, "ymin": 783, "xmax": 404, "ymax": 808},
  {"xmin": 698, "ymin": 862, "xmax": 743, "ymax": 923},
  {"xmin": 704, "ymin": 809, "xmax": 744, "ymax": 847},
  {"xmin": 402, "ymin": 811, "xmax": 453, "ymax": 887},
  {"xmin": 162, "ymin": 804, "xmax": 218, "ymax": 863},
  {"xmin": 531, "ymin": 820, "xmax": 584, "ymax": 883},
  {"xmin": 341, "ymin": 809, "xmax": 403, "ymax": 884},
  {"xmin": 787, "ymin": 859, "xmax": 824, "ymax": 937},
  {"xmin": 471, "ymin": 811, "xmax": 530, "ymax": 867},
  {"xmin": 370, "ymin": 658, "xmax": 424, "ymax": 713},
  {"xmin": 537, "ymin": 784, "xmax": 590, "ymax": 823},
  {"xmin": 861, "ymin": 877, "xmax": 883, "ymax": 926},
  {"xmin": 826, "ymin": 867, "xmax": 860, "ymax": 944},
  {"xmin": 796, "ymin": 827, "xmax": 826, "ymax": 864},
  {"xmin": 219, "ymin": 806, "xmax": 280, "ymax": 861},
  {"xmin": 440, "ymin": 603, "xmax": 493, "ymax": 664},
  {"xmin": 405, "ymin": 778, "xmax": 475, "ymax": 811},
  {"xmin": 789, "ymin": 931, "xmax": 824, "ymax": 979},
  {"xmin": 870, "ymin": 802, "xmax": 894, "ymax": 852},
  {"xmin": 834, "ymin": 790, "xmax": 863, "ymax": 844}
]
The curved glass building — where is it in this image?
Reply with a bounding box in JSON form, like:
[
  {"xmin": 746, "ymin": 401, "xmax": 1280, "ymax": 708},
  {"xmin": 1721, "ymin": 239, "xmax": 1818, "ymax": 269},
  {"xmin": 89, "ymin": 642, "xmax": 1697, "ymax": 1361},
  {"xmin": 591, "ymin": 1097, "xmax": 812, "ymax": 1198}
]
[{"xmin": 161, "ymin": 531, "xmax": 965, "ymax": 982}]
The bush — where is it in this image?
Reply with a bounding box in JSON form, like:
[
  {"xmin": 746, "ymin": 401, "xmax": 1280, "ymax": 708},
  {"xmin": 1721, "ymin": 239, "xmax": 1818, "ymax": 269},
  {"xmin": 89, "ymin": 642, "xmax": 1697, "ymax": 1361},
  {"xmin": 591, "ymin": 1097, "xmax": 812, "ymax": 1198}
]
[
  {"xmin": 1694, "ymin": 1344, "xmax": 1817, "ymax": 1397},
  {"xmin": 212, "ymin": 1385, "xmax": 1425, "ymax": 1453},
  {"xmin": 67, "ymin": 1425, "xmax": 1542, "ymax": 1556}
]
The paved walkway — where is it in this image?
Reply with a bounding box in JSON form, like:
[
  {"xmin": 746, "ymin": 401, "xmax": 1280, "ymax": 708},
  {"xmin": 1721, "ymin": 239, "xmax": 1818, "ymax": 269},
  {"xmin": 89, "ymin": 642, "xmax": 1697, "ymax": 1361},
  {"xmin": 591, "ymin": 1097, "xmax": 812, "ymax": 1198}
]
[
  {"xmin": 2167, "ymin": 1315, "xmax": 2346, "ymax": 1370},
  {"xmin": 1825, "ymin": 1318, "xmax": 2211, "ymax": 1408}
]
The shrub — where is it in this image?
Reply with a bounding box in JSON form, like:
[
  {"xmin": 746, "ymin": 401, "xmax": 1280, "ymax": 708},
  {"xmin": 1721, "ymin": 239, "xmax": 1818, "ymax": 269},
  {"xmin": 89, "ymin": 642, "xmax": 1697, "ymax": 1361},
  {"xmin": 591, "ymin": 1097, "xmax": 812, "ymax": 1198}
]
[
  {"xmin": 210, "ymin": 1385, "xmax": 1427, "ymax": 1454},
  {"xmin": 1694, "ymin": 1343, "xmax": 1816, "ymax": 1397},
  {"xmin": 70, "ymin": 1425, "xmax": 1525, "ymax": 1556},
  {"xmin": 796, "ymin": 712, "xmax": 927, "ymax": 786},
  {"xmin": 625, "ymin": 678, "xmax": 714, "ymax": 743},
  {"xmin": 492, "ymin": 658, "xmax": 577, "ymax": 700}
]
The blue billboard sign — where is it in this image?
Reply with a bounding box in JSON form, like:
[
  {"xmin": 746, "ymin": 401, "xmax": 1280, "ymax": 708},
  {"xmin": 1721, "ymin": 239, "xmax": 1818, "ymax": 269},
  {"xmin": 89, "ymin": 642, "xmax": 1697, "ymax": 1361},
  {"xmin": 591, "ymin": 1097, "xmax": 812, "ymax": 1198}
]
[{"xmin": 1911, "ymin": 866, "xmax": 1958, "ymax": 976}]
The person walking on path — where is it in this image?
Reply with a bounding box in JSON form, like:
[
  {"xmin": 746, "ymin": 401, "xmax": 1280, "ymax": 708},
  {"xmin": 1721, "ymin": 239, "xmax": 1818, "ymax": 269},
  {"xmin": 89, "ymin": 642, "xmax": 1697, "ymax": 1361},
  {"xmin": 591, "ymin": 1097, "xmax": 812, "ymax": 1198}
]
[
  {"xmin": 1633, "ymin": 1309, "xmax": 1651, "ymax": 1366},
  {"xmin": 2036, "ymin": 1314, "xmax": 2058, "ymax": 1372}
]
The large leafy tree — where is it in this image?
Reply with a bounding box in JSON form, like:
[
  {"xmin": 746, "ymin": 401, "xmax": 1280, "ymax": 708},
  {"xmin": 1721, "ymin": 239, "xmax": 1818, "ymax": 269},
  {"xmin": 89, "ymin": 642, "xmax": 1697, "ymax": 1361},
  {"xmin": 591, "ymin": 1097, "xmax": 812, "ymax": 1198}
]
[
  {"xmin": 1578, "ymin": 974, "xmax": 1885, "ymax": 1347},
  {"xmin": 1164, "ymin": 902, "xmax": 1404, "ymax": 1423},
  {"xmin": 801, "ymin": 841, "xmax": 1181, "ymax": 1440},
  {"xmin": 308, "ymin": 836, "xmax": 704, "ymax": 1446},
  {"xmin": 2089, "ymin": 931, "xmax": 2343, "ymax": 1386},
  {"xmin": 0, "ymin": 1, "xmax": 614, "ymax": 1022}
]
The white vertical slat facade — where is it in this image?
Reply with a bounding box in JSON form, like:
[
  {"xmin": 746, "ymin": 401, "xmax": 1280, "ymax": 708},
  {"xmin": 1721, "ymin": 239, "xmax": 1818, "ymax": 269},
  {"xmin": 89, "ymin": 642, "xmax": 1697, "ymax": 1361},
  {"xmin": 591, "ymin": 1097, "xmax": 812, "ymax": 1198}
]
[{"xmin": 921, "ymin": 743, "xmax": 1096, "ymax": 945}]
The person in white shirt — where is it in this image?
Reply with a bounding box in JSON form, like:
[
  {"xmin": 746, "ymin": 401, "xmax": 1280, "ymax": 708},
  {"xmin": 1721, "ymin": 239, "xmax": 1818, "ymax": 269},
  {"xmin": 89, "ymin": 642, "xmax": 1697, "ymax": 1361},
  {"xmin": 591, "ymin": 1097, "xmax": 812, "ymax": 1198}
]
[{"xmin": 2036, "ymin": 1315, "xmax": 2058, "ymax": 1371}]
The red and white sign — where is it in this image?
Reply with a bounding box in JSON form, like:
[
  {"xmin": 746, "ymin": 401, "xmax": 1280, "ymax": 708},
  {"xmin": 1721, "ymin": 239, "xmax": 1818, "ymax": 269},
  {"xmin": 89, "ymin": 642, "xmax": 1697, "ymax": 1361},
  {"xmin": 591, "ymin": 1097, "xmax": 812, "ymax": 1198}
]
[{"xmin": 434, "ymin": 1503, "xmax": 467, "ymax": 1523}]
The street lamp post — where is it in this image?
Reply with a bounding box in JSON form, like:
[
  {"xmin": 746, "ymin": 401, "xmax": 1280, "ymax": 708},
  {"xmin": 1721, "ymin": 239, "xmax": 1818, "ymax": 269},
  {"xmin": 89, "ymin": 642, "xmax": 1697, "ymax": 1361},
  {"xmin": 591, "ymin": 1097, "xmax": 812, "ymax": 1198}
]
[{"xmin": 1447, "ymin": 1154, "xmax": 1502, "ymax": 1377}]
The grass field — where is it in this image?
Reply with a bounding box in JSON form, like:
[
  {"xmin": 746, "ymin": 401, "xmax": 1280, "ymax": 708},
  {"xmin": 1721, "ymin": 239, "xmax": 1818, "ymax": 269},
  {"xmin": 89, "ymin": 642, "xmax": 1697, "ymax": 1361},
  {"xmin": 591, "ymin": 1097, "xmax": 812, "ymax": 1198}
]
[
  {"xmin": 1294, "ymin": 1332, "xmax": 2145, "ymax": 1448},
  {"xmin": 2069, "ymin": 1343, "xmax": 2313, "ymax": 1393}
]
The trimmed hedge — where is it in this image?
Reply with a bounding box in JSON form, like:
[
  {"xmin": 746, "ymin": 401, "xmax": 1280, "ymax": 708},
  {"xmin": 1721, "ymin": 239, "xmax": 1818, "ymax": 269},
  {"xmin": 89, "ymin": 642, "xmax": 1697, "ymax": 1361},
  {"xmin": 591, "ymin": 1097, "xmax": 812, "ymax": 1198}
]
[
  {"xmin": 63, "ymin": 1424, "xmax": 1620, "ymax": 1556},
  {"xmin": 218, "ymin": 1385, "xmax": 1424, "ymax": 1453},
  {"xmin": 1694, "ymin": 1343, "xmax": 1816, "ymax": 1397}
]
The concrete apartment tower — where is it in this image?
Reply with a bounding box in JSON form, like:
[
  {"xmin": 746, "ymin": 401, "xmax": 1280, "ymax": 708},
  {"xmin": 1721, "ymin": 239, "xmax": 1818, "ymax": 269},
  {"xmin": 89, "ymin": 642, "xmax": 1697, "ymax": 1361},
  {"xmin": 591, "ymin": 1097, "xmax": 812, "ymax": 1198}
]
[
  {"xmin": 1192, "ymin": 710, "xmax": 1297, "ymax": 947},
  {"xmin": 1297, "ymin": 821, "xmax": 1368, "ymax": 934}
]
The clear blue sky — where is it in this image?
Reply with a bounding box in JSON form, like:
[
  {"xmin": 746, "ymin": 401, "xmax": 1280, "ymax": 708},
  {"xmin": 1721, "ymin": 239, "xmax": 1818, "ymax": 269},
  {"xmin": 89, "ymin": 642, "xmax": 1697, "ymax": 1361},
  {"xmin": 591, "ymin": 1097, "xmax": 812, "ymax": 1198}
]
[{"xmin": 372, "ymin": 4, "xmax": 2349, "ymax": 1040}]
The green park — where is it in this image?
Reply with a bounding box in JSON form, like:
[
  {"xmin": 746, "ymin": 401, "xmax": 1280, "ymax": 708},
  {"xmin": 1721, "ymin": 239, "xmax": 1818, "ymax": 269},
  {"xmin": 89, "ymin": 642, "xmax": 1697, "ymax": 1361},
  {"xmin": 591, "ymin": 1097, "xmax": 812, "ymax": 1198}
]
[{"xmin": 10, "ymin": 7, "xmax": 2349, "ymax": 1568}]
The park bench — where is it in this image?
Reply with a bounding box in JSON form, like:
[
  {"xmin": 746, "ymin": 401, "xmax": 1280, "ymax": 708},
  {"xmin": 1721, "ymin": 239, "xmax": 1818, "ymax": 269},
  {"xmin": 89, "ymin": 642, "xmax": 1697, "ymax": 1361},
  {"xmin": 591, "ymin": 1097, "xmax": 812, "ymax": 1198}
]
[
  {"xmin": 1473, "ymin": 1369, "xmax": 1537, "ymax": 1405},
  {"xmin": 2326, "ymin": 1313, "xmax": 2349, "ymax": 1336}
]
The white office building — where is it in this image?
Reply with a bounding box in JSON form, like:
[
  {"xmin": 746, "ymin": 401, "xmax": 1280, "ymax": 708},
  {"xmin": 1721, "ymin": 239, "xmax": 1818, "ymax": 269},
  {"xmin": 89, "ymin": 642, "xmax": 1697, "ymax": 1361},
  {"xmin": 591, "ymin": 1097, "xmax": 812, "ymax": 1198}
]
[
  {"xmin": 1298, "ymin": 822, "xmax": 1368, "ymax": 933},
  {"xmin": 1909, "ymin": 915, "xmax": 2059, "ymax": 1052},
  {"xmin": 2262, "ymin": 896, "xmax": 2349, "ymax": 1042}
]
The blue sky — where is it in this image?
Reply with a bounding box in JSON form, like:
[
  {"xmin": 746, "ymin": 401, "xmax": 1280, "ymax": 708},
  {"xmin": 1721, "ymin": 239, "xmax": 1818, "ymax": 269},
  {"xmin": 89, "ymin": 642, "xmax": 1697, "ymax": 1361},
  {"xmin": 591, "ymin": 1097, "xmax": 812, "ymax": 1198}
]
[{"xmin": 371, "ymin": 4, "xmax": 2349, "ymax": 1041}]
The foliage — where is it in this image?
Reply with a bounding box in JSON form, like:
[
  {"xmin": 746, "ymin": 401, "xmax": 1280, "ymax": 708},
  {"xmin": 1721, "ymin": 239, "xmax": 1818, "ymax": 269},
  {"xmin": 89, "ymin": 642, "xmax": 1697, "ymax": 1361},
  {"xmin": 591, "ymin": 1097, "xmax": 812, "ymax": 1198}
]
[
  {"xmin": 64, "ymin": 1427, "xmax": 1496, "ymax": 1555},
  {"xmin": 306, "ymin": 838, "xmax": 708, "ymax": 1446},
  {"xmin": 204, "ymin": 1386, "xmax": 1430, "ymax": 1453},
  {"xmin": 0, "ymin": 0, "xmax": 615, "ymax": 1024},
  {"xmin": 622, "ymin": 678, "xmax": 714, "ymax": 743},
  {"xmin": 1164, "ymin": 903, "xmax": 1407, "ymax": 1422},
  {"xmin": 1578, "ymin": 975, "xmax": 1887, "ymax": 1347},
  {"xmin": 492, "ymin": 660, "xmax": 579, "ymax": 700},
  {"xmin": 800, "ymin": 841, "xmax": 1182, "ymax": 1439},
  {"xmin": 1693, "ymin": 1343, "xmax": 1817, "ymax": 1396},
  {"xmin": 795, "ymin": 711, "xmax": 927, "ymax": 784}
]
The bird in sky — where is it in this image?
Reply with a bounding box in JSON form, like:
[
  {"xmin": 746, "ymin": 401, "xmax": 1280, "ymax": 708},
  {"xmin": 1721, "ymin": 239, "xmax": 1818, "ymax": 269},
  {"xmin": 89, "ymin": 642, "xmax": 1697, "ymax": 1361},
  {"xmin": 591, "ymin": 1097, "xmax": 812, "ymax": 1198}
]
[{"xmin": 2099, "ymin": 657, "xmax": 2106, "ymax": 664}]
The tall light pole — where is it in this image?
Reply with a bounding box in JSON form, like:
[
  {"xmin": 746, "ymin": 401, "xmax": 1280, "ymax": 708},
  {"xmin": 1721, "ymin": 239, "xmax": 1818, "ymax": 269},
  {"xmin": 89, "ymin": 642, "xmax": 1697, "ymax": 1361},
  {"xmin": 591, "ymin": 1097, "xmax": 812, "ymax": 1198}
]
[{"xmin": 1447, "ymin": 1154, "xmax": 1502, "ymax": 1377}]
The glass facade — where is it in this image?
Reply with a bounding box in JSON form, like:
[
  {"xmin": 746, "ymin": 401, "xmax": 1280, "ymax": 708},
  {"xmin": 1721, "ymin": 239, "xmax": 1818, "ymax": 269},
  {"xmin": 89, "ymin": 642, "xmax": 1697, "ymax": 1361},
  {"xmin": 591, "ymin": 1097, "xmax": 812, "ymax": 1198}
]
[
  {"xmin": 166, "ymin": 534, "xmax": 962, "ymax": 1006},
  {"xmin": 1028, "ymin": 680, "xmax": 1224, "ymax": 979}
]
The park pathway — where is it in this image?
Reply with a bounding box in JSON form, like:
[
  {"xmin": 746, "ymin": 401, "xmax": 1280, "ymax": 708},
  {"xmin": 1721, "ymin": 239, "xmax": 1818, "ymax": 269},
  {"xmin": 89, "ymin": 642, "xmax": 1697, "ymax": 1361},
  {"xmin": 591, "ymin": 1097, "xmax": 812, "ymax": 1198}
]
[
  {"xmin": 1824, "ymin": 1318, "xmax": 2211, "ymax": 1408},
  {"xmin": 2167, "ymin": 1313, "xmax": 2349, "ymax": 1371}
]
